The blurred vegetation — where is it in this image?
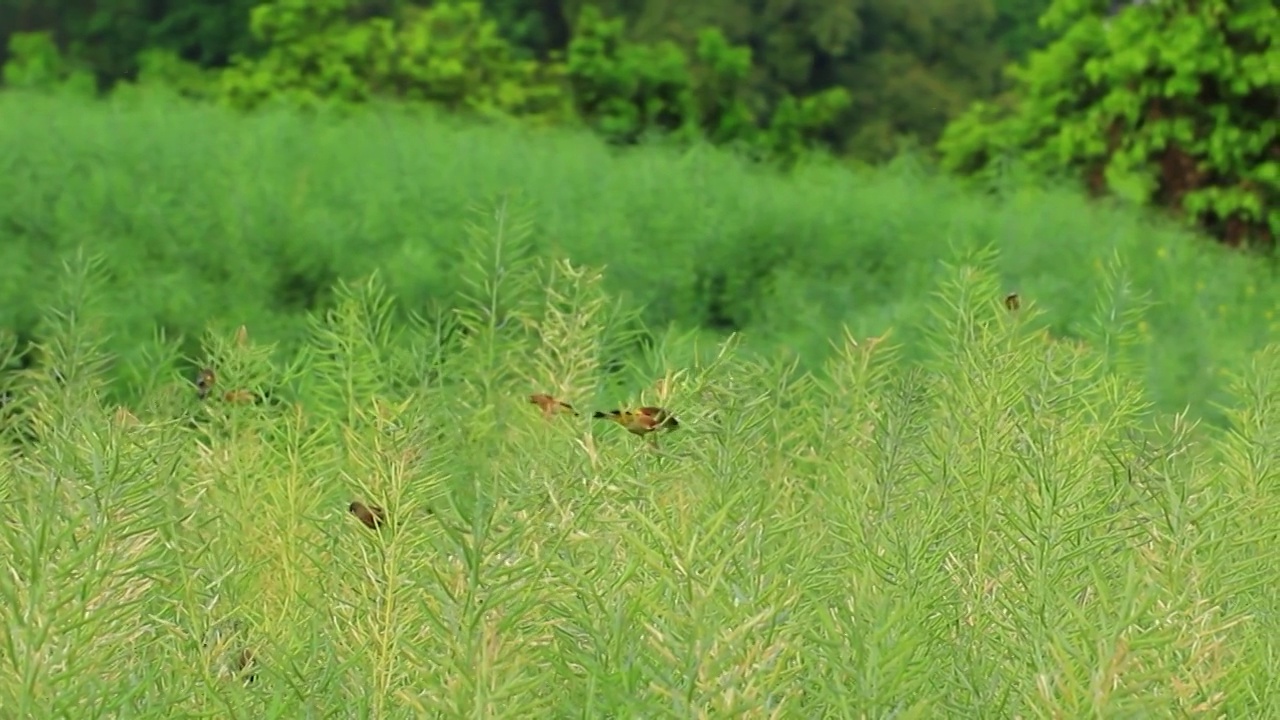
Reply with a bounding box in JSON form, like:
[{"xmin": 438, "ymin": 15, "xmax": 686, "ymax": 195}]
[
  {"xmin": 1, "ymin": 0, "xmax": 1053, "ymax": 164},
  {"xmin": 0, "ymin": 91, "xmax": 1277, "ymax": 426},
  {"xmin": 2, "ymin": 0, "xmax": 1271, "ymax": 243},
  {"xmin": 940, "ymin": 0, "xmax": 1279, "ymax": 248}
]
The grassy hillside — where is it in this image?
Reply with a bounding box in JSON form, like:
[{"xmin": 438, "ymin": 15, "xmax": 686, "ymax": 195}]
[
  {"xmin": 0, "ymin": 88, "xmax": 1277, "ymax": 422},
  {"xmin": 1, "ymin": 249, "xmax": 1278, "ymax": 716}
]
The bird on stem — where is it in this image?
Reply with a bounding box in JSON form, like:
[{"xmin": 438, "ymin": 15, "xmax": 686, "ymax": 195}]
[
  {"xmin": 196, "ymin": 367, "xmax": 217, "ymax": 400},
  {"xmin": 593, "ymin": 406, "xmax": 679, "ymax": 447},
  {"xmin": 348, "ymin": 501, "xmax": 386, "ymax": 530},
  {"xmin": 194, "ymin": 367, "xmax": 263, "ymax": 405},
  {"xmin": 529, "ymin": 393, "xmax": 578, "ymax": 418}
]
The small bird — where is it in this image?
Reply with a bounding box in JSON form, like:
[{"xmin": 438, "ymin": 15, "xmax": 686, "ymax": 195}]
[
  {"xmin": 195, "ymin": 367, "xmax": 266, "ymax": 405},
  {"xmin": 196, "ymin": 367, "xmax": 216, "ymax": 399},
  {"xmin": 222, "ymin": 389, "xmax": 261, "ymax": 405},
  {"xmin": 348, "ymin": 501, "xmax": 386, "ymax": 530},
  {"xmin": 593, "ymin": 407, "xmax": 679, "ymax": 446},
  {"xmin": 530, "ymin": 393, "xmax": 578, "ymax": 418},
  {"xmin": 1004, "ymin": 293, "xmax": 1021, "ymax": 311}
]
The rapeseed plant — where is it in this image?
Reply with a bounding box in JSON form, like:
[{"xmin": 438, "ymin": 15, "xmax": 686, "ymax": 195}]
[{"xmin": 1, "ymin": 224, "xmax": 1278, "ymax": 717}]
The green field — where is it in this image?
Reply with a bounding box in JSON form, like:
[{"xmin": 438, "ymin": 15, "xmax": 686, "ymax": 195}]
[
  {"xmin": 2, "ymin": 88, "xmax": 1280, "ymax": 716},
  {"xmin": 2, "ymin": 251, "xmax": 1280, "ymax": 716},
  {"xmin": 1, "ymin": 89, "xmax": 1277, "ymax": 422}
]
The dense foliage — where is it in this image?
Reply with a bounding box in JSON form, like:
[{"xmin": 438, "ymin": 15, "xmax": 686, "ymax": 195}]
[
  {"xmin": 939, "ymin": 0, "xmax": 1280, "ymax": 247},
  {"xmin": 6, "ymin": 0, "xmax": 1272, "ymax": 243},
  {"xmin": 1, "ymin": 92, "xmax": 1278, "ymax": 426},
  {"xmin": 2, "ymin": 242, "xmax": 1280, "ymax": 715},
  {"xmin": 1, "ymin": 0, "xmax": 1055, "ymax": 162}
]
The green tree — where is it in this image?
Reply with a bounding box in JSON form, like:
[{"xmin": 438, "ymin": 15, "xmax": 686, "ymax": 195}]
[
  {"xmin": 0, "ymin": 0, "xmax": 259, "ymax": 85},
  {"xmin": 564, "ymin": 5, "xmax": 849, "ymax": 162},
  {"xmin": 480, "ymin": 0, "xmax": 571, "ymax": 57},
  {"xmin": 938, "ymin": 0, "xmax": 1279, "ymax": 247},
  {"xmin": 218, "ymin": 0, "xmax": 569, "ymax": 119},
  {"xmin": 562, "ymin": 0, "xmax": 1012, "ymax": 161},
  {"xmin": 831, "ymin": 0, "xmax": 1007, "ymax": 158},
  {"xmin": 992, "ymin": 0, "xmax": 1054, "ymax": 59}
]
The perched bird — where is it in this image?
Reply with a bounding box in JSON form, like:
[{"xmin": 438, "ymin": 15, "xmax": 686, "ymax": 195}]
[
  {"xmin": 196, "ymin": 367, "xmax": 217, "ymax": 400},
  {"xmin": 348, "ymin": 501, "xmax": 386, "ymax": 530},
  {"xmin": 1004, "ymin": 293, "xmax": 1021, "ymax": 311},
  {"xmin": 593, "ymin": 406, "xmax": 679, "ymax": 446},
  {"xmin": 529, "ymin": 393, "xmax": 578, "ymax": 418},
  {"xmin": 195, "ymin": 367, "xmax": 265, "ymax": 405}
]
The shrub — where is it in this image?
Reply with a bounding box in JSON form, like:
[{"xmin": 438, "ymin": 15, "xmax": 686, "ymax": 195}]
[{"xmin": 1, "ymin": 31, "xmax": 96, "ymax": 95}]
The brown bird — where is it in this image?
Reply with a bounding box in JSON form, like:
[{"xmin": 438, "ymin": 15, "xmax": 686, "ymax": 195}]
[
  {"xmin": 348, "ymin": 501, "xmax": 386, "ymax": 530},
  {"xmin": 196, "ymin": 367, "xmax": 216, "ymax": 399},
  {"xmin": 529, "ymin": 393, "xmax": 578, "ymax": 418},
  {"xmin": 222, "ymin": 389, "xmax": 260, "ymax": 405},
  {"xmin": 593, "ymin": 406, "xmax": 679, "ymax": 446},
  {"xmin": 1004, "ymin": 293, "xmax": 1021, "ymax": 311},
  {"xmin": 195, "ymin": 367, "xmax": 263, "ymax": 405}
]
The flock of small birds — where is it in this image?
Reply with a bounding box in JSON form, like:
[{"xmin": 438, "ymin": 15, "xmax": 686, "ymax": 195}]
[
  {"xmin": 187, "ymin": 293, "xmax": 1023, "ymax": 684},
  {"xmin": 528, "ymin": 392, "xmax": 680, "ymax": 444},
  {"xmin": 202, "ymin": 291, "xmax": 1024, "ymax": 537},
  {"xmin": 193, "ymin": 369, "xmax": 681, "ymax": 539}
]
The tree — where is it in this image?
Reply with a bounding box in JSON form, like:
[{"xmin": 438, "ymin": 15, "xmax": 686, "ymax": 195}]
[
  {"xmin": 939, "ymin": 0, "xmax": 1278, "ymax": 247},
  {"xmin": 558, "ymin": 0, "xmax": 1012, "ymax": 160}
]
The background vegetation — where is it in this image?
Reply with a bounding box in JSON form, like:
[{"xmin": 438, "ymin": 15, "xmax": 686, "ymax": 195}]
[
  {"xmin": 3, "ymin": 0, "xmax": 1275, "ymax": 242},
  {"xmin": 1, "ymin": 90, "xmax": 1277, "ymax": 426}
]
